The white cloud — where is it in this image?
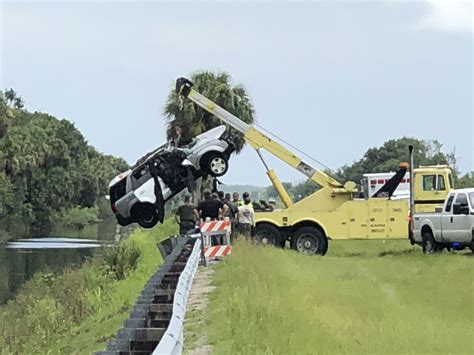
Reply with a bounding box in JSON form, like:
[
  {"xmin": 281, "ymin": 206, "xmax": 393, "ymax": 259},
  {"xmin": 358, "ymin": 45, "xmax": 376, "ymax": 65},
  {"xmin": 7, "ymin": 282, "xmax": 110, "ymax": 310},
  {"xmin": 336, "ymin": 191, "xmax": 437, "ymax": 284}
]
[{"xmin": 417, "ymin": 0, "xmax": 473, "ymax": 32}]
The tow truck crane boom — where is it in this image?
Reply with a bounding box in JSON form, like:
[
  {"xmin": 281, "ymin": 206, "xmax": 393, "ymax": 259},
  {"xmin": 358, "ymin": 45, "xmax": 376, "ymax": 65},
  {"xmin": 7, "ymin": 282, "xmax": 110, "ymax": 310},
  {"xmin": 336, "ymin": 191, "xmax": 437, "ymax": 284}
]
[{"xmin": 175, "ymin": 78, "xmax": 356, "ymax": 208}]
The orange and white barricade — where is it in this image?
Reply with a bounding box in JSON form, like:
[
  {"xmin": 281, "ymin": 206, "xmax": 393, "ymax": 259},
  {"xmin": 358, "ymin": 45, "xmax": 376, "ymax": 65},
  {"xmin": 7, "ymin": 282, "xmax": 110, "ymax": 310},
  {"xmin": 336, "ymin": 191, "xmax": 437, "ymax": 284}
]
[{"xmin": 200, "ymin": 218, "xmax": 232, "ymax": 262}]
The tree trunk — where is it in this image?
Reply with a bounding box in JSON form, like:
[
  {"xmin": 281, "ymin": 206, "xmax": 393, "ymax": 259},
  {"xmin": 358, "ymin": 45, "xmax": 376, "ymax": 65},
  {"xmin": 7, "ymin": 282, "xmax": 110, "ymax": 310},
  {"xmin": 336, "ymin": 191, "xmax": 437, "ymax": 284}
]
[{"xmin": 193, "ymin": 177, "xmax": 203, "ymax": 203}]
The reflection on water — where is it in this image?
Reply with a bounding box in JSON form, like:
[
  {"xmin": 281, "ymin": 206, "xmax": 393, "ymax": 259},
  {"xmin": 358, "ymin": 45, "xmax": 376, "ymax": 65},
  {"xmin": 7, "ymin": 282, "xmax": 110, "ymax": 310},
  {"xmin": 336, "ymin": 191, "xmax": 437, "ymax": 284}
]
[{"xmin": 0, "ymin": 218, "xmax": 119, "ymax": 305}]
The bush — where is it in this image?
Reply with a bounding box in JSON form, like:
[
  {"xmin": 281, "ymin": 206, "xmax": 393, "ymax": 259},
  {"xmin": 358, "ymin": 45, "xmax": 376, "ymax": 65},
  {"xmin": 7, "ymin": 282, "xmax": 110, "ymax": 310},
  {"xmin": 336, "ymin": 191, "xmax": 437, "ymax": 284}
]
[{"xmin": 100, "ymin": 240, "xmax": 141, "ymax": 280}]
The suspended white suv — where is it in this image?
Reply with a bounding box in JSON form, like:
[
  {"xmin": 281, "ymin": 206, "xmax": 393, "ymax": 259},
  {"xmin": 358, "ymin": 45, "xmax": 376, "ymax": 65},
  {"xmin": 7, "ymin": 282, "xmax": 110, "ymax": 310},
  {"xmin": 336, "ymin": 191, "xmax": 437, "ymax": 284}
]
[{"xmin": 108, "ymin": 125, "xmax": 234, "ymax": 228}]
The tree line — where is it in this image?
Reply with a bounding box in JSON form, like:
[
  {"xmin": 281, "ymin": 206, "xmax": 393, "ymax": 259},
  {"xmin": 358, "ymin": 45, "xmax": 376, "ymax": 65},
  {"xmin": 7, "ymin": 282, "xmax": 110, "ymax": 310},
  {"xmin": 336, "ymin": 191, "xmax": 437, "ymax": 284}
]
[{"xmin": 0, "ymin": 90, "xmax": 128, "ymax": 240}]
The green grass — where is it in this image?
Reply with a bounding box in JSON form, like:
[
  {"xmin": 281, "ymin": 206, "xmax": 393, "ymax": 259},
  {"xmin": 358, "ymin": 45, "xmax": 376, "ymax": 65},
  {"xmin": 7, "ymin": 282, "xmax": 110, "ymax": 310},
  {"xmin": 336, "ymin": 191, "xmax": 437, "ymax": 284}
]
[
  {"xmin": 0, "ymin": 219, "xmax": 177, "ymax": 355},
  {"xmin": 207, "ymin": 240, "xmax": 474, "ymax": 354}
]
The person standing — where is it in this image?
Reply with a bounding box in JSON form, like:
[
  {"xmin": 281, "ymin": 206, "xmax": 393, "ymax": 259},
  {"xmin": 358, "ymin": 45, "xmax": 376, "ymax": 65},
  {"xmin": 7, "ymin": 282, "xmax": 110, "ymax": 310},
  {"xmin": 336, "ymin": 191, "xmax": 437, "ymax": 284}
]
[
  {"xmin": 232, "ymin": 192, "xmax": 240, "ymax": 205},
  {"xmin": 226, "ymin": 192, "xmax": 240, "ymax": 243},
  {"xmin": 239, "ymin": 191, "xmax": 254, "ymax": 209},
  {"xmin": 175, "ymin": 195, "xmax": 198, "ymax": 235},
  {"xmin": 217, "ymin": 191, "xmax": 232, "ymax": 219},
  {"xmin": 196, "ymin": 190, "xmax": 224, "ymax": 221},
  {"xmin": 227, "ymin": 192, "xmax": 240, "ymax": 221},
  {"xmin": 198, "ymin": 191, "xmax": 225, "ymax": 245},
  {"xmin": 236, "ymin": 196, "xmax": 255, "ymax": 238}
]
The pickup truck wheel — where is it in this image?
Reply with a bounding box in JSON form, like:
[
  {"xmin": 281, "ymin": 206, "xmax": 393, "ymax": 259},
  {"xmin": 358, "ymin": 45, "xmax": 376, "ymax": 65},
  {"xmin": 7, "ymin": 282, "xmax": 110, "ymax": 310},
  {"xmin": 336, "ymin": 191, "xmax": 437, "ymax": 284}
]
[
  {"xmin": 134, "ymin": 204, "xmax": 159, "ymax": 229},
  {"xmin": 254, "ymin": 224, "xmax": 282, "ymax": 247},
  {"xmin": 293, "ymin": 226, "xmax": 328, "ymax": 256},
  {"xmin": 422, "ymin": 231, "xmax": 440, "ymax": 254}
]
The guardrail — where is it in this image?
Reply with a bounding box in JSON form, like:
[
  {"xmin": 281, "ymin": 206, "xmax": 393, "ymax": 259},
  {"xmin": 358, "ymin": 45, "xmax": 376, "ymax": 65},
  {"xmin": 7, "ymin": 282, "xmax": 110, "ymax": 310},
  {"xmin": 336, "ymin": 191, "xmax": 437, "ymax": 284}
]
[
  {"xmin": 96, "ymin": 235, "xmax": 201, "ymax": 355},
  {"xmin": 152, "ymin": 238, "xmax": 201, "ymax": 354}
]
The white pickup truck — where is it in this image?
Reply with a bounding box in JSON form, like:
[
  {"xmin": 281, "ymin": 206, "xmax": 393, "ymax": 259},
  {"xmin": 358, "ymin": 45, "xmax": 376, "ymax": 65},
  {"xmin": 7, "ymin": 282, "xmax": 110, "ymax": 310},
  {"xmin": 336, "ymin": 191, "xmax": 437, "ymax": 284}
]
[{"xmin": 413, "ymin": 188, "xmax": 474, "ymax": 253}]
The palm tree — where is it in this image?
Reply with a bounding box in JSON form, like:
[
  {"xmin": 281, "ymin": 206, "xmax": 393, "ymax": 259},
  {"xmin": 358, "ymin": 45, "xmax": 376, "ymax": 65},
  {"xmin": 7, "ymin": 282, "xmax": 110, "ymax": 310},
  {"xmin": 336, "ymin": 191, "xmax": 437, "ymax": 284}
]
[
  {"xmin": 163, "ymin": 71, "xmax": 255, "ymax": 153},
  {"xmin": 163, "ymin": 71, "xmax": 256, "ymax": 201}
]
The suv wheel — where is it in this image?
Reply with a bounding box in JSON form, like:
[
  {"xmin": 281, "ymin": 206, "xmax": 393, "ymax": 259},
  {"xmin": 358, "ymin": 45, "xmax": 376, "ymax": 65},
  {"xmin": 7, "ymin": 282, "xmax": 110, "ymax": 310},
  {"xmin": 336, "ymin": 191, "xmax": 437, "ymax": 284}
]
[
  {"xmin": 201, "ymin": 152, "xmax": 228, "ymax": 177},
  {"xmin": 134, "ymin": 204, "xmax": 159, "ymax": 229}
]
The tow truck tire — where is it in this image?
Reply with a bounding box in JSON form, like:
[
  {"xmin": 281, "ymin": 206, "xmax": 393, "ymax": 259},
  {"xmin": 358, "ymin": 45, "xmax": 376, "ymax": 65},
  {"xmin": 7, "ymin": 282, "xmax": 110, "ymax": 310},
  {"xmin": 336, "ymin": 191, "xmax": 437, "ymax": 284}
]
[
  {"xmin": 134, "ymin": 203, "xmax": 159, "ymax": 229},
  {"xmin": 292, "ymin": 226, "xmax": 328, "ymax": 255},
  {"xmin": 422, "ymin": 230, "xmax": 440, "ymax": 254},
  {"xmin": 253, "ymin": 224, "xmax": 282, "ymax": 247},
  {"xmin": 201, "ymin": 152, "xmax": 228, "ymax": 177}
]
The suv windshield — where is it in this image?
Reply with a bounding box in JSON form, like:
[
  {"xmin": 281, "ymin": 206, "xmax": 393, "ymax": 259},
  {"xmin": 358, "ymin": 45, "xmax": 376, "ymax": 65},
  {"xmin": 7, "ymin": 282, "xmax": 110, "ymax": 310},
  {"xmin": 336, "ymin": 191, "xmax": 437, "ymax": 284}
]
[{"xmin": 469, "ymin": 192, "xmax": 474, "ymax": 208}]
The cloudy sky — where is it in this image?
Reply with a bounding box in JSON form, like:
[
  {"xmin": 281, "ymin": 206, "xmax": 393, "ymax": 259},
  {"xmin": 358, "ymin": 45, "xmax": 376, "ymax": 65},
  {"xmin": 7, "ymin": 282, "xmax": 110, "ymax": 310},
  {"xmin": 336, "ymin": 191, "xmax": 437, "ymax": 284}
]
[{"xmin": 1, "ymin": 0, "xmax": 472, "ymax": 186}]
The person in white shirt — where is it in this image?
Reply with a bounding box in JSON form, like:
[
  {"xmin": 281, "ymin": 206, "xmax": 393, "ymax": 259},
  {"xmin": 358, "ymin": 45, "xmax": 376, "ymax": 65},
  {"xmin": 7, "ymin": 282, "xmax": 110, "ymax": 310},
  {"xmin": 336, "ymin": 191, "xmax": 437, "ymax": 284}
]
[{"xmin": 236, "ymin": 197, "xmax": 255, "ymax": 237}]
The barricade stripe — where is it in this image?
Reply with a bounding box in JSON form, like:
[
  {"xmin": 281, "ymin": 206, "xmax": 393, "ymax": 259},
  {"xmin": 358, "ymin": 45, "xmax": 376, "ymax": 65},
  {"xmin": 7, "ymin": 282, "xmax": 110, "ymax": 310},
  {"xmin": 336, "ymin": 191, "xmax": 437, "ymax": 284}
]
[
  {"xmin": 214, "ymin": 247, "xmax": 223, "ymax": 257},
  {"xmin": 209, "ymin": 246, "xmax": 220, "ymax": 258},
  {"xmin": 223, "ymin": 245, "xmax": 231, "ymax": 255},
  {"xmin": 214, "ymin": 221, "xmax": 223, "ymax": 231},
  {"xmin": 205, "ymin": 221, "xmax": 218, "ymax": 233}
]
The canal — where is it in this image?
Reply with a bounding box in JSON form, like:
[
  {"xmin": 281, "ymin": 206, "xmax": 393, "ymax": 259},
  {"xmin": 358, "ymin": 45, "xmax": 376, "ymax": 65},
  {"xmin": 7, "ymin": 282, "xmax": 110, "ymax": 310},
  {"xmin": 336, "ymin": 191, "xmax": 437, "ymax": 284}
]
[{"xmin": 0, "ymin": 218, "xmax": 125, "ymax": 304}]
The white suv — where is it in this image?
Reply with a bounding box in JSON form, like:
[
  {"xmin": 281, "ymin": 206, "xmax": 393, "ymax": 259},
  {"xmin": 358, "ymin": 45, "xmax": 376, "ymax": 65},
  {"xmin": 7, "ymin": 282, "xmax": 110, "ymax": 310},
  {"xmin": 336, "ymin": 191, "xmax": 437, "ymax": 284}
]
[{"xmin": 108, "ymin": 125, "xmax": 234, "ymax": 228}]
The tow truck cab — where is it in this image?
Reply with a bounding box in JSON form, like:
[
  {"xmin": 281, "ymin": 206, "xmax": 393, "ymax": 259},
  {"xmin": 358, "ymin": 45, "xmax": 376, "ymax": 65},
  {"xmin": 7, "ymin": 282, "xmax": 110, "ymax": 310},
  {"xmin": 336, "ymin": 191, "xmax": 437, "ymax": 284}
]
[{"xmin": 412, "ymin": 166, "xmax": 453, "ymax": 213}]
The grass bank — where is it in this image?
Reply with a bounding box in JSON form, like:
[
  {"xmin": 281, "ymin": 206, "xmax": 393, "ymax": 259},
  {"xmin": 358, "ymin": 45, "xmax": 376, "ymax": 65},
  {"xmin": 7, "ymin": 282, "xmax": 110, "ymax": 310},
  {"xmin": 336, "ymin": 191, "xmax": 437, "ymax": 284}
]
[
  {"xmin": 207, "ymin": 240, "xmax": 474, "ymax": 354},
  {"xmin": 0, "ymin": 220, "xmax": 177, "ymax": 354}
]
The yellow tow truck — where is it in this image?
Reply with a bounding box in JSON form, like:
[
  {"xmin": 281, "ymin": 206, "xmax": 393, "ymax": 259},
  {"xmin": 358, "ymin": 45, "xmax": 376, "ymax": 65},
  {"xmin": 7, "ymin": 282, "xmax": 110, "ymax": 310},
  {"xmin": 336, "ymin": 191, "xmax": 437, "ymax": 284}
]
[{"xmin": 175, "ymin": 78, "xmax": 453, "ymax": 255}]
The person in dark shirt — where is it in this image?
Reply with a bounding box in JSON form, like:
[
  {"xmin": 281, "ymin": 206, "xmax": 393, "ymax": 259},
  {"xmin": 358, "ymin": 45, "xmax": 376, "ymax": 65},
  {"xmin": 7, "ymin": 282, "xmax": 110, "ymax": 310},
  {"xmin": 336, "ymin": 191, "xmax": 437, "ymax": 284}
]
[
  {"xmin": 175, "ymin": 195, "xmax": 198, "ymax": 235},
  {"xmin": 197, "ymin": 190, "xmax": 223, "ymax": 221}
]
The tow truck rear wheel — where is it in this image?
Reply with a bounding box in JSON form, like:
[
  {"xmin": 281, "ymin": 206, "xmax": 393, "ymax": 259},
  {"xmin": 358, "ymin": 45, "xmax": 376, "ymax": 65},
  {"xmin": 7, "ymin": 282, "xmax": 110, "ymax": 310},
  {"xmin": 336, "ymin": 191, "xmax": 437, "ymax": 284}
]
[
  {"xmin": 133, "ymin": 203, "xmax": 159, "ymax": 229},
  {"xmin": 253, "ymin": 224, "xmax": 283, "ymax": 247},
  {"xmin": 292, "ymin": 226, "xmax": 328, "ymax": 255},
  {"xmin": 422, "ymin": 231, "xmax": 440, "ymax": 254}
]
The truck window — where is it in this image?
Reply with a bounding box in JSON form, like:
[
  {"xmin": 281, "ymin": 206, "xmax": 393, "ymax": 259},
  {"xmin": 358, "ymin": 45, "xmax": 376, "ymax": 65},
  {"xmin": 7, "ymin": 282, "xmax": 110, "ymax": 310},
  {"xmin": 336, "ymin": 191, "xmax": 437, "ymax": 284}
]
[
  {"xmin": 437, "ymin": 175, "xmax": 446, "ymax": 190},
  {"xmin": 455, "ymin": 193, "xmax": 468, "ymax": 206},
  {"xmin": 445, "ymin": 194, "xmax": 455, "ymax": 212},
  {"xmin": 423, "ymin": 175, "xmax": 436, "ymax": 191},
  {"xmin": 469, "ymin": 192, "xmax": 474, "ymax": 208},
  {"xmin": 448, "ymin": 174, "xmax": 454, "ymax": 190}
]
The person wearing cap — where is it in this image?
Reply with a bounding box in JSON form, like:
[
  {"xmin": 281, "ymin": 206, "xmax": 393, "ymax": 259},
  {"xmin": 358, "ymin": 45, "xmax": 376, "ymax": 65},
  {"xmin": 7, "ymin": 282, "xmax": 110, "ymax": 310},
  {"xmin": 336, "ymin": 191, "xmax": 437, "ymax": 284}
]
[{"xmin": 239, "ymin": 191, "xmax": 254, "ymax": 209}]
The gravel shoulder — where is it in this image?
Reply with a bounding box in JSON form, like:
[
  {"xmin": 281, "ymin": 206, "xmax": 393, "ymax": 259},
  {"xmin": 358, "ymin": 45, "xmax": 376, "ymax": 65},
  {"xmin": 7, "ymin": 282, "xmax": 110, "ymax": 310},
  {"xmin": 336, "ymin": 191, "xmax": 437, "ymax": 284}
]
[{"xmin": 183, "ymin": 265, "xmax": 216, "ymax": 355}]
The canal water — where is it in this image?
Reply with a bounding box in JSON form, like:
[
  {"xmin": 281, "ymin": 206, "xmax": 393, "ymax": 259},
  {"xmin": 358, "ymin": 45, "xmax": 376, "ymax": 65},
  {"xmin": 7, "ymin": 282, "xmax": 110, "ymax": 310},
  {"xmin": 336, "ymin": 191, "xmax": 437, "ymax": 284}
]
[{"xmin": 0, "ymin": 218, "xmax": 123, "ymax": 305}]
